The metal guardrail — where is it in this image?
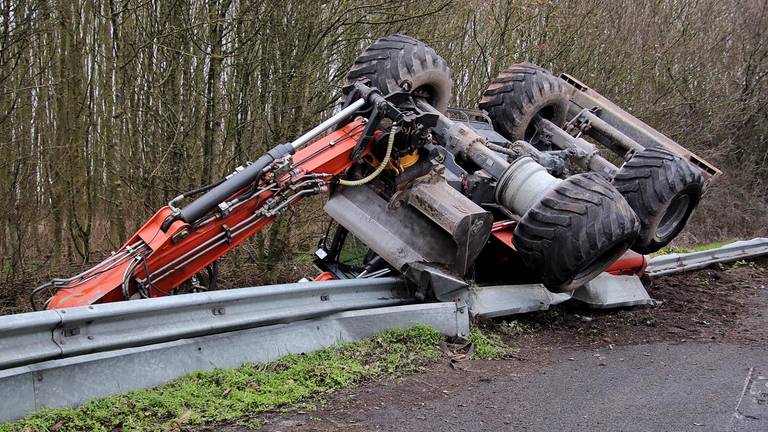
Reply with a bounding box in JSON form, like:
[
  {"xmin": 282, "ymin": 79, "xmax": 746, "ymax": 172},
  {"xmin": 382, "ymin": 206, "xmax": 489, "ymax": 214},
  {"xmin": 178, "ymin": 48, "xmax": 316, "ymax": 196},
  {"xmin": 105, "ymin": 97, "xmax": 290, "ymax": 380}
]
[
  {"xmin": 0, "ymin": 302, "xmax": 469, "ymax": 423},
  {"xmin": 0, "ymin": 277, "xmax": 411, "ymax": 370},
  {"xmin": 646, "ymin": 238, "xmax": 768, "ymax": 276}
]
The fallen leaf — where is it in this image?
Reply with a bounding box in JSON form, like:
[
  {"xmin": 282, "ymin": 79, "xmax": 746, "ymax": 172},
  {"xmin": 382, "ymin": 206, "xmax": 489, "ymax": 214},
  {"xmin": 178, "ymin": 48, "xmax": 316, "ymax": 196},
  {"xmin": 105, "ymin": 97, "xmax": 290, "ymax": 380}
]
[{"xmin": 165, "ymin": 409, "xmax": 193, "ymax": 432}]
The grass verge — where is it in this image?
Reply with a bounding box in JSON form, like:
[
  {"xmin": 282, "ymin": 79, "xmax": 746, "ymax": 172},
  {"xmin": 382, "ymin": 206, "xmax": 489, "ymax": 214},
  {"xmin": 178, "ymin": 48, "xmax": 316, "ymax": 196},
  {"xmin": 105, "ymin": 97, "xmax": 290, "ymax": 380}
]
[{"xmin": 0, "ymin": 326, "xmax": 444, "ymax": 432}]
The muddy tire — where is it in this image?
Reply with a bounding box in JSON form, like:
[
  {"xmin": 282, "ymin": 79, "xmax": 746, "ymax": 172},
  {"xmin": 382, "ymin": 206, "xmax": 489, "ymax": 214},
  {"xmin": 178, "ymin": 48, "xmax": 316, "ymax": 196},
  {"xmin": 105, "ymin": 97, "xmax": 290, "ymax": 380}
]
[
  {"xmin": 612, "ymin": 147, "xmax": 704, "ymax": 254},
  {"xmin": 345, "ymin": 34, "xmax": 452, "ymax": 113},
  {"xmin": 513, "ymin": 172, "xmax": 640, "ymax": 292},
  {"xmin": 479, "ymin": 63, "xmax": 569, "ymax": 143}
]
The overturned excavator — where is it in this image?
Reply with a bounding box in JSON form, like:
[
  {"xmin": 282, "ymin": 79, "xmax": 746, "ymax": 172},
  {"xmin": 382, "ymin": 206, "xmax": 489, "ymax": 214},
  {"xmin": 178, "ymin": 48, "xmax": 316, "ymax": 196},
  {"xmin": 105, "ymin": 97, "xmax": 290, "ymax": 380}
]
[{"xmin": 33, "ymin": 34, "xmax": 720, "ymax": 310}]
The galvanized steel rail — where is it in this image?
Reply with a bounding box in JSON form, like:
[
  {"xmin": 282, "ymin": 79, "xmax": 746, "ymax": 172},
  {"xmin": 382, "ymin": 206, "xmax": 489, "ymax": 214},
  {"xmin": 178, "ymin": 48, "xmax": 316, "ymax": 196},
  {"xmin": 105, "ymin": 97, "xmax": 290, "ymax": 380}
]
[
  {"xmin": 0, "ymin": 277, "xmax": 411, "ymax": 370},
  {"xmin": 0, "ymin": 302, "xmax": 468, "ymax": 422},
  {"xmin": 646, "ymin": 238, "xmax": 768, "ymax": 276},
  {"xmin": 3, "ymin": 237, "xmax": 767, "ymax": 423}
]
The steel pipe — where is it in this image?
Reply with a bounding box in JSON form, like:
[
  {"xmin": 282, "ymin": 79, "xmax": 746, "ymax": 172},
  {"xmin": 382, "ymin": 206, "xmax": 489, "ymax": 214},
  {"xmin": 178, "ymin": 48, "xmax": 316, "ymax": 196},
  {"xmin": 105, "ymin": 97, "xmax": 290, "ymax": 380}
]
[
  {"xmin": 415, "ymin": 99, "xmax": 510, "ymax": 179},
  {"xmin": 537, "ymin": 118, "xmax": 618, "ymax": 179},
  {"xmin": 291, "ymin": 98, "xmax": 366, "ymax": 150},
  {"xmin": 576, "ymin": 110, "xmax": 645, "ymax": 155}
]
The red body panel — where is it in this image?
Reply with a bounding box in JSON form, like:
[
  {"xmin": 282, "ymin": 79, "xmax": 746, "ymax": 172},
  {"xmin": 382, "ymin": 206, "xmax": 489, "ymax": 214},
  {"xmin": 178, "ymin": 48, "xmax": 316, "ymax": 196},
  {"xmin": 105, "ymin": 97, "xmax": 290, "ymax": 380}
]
[
  {"xmin": 490, "ymin": 220, "xmax": 517, "ymax": 251},
  {"xmin": 605, "ymin": 249, "xmax": 647, "ymax": 277},
  {"xmin": 312, "ymin": 272, "xmax": 337, "ymax": 281}
]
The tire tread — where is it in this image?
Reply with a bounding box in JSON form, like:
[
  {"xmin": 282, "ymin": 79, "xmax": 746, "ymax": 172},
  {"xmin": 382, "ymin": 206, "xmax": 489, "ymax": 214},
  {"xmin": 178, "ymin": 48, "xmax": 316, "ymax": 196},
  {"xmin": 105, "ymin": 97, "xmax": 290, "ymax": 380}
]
[
  {"xmin": 612, "ymin": 147, "xmax": 704, "ymax": 253},
  {"xmin": 479, "ymin": 63, "xmax": 569, "ymax": 142},
  {"xmin": 513, "ymin": 172, "xmax": 640, "ymax": 292},
  {"xmin": 345, "ymin": 34, "xmax": 452, "ymax": 113}
]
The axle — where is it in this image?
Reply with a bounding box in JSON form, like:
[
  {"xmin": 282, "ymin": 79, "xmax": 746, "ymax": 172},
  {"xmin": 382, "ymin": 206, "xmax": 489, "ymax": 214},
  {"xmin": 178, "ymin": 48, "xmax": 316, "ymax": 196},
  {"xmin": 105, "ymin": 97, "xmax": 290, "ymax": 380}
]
[{"xmin": 415, "ymin": 99, "xmax": 562, "ymax": 218}]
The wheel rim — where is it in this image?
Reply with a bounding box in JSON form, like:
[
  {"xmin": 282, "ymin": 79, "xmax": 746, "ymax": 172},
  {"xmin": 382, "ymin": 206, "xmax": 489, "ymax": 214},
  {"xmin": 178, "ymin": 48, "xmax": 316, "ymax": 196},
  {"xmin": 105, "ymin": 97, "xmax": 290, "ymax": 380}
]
[
  {"xmin": 525, "ymin": 105, "xmax": 557, "ymax": 141},
  {"xmin": 410, "ymin": 84, "xmax": 439, "ymax": 109},
  {"xmin": 656, "ymin": 194, "xmax": 691, "ymax": 240}
]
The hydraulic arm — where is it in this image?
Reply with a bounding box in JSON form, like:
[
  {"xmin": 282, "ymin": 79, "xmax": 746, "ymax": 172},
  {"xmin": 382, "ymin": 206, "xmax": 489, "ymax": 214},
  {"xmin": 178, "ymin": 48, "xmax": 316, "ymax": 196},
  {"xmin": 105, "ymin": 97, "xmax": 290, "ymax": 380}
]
[{"xmin": 34, "ymin": 85, "xmax": 396, "ymax": 309}]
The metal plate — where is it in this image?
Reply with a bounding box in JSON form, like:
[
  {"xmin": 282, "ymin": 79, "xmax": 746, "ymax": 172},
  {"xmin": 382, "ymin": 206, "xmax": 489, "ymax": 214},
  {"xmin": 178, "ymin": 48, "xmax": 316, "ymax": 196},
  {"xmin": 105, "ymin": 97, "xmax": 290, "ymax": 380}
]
[{"xmin": 570, "ymin": 273, "xmax": 653, "ymax": 308}]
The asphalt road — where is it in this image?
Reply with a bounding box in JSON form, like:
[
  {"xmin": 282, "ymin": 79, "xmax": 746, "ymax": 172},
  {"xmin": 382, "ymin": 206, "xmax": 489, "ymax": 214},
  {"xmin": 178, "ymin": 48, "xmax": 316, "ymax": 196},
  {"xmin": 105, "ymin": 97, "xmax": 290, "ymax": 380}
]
[
  {"xmin": 384, "ymin": 343, "xmax": 767, "ymax": 432},
  {"xmin": 258, "ymin": 342, "xmax": 767, "ymax": 432}
]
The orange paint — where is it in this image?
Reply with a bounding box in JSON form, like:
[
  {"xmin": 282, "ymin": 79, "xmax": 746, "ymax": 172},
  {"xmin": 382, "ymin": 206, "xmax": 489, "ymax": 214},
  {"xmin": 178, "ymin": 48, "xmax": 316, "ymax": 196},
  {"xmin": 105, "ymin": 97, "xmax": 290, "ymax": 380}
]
[
  {"xmin": 312, "ymin": 272, "xmax": 337, "ymax": 281},
  {"xmin": 47, "ymin": 119, "xmax": 368, "ymax": 309}
]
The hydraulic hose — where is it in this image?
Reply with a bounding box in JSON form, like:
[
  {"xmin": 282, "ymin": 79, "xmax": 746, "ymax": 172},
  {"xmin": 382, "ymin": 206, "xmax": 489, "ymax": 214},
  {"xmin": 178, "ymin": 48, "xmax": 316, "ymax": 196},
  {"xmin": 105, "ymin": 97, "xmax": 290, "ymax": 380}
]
[
  {"xmin": 339, "ymin": 126, "xmax": 398, "ymax": 187},
  {"xmin": 160, "ymin": 143, "xmax": 296, "ymax": 231}
]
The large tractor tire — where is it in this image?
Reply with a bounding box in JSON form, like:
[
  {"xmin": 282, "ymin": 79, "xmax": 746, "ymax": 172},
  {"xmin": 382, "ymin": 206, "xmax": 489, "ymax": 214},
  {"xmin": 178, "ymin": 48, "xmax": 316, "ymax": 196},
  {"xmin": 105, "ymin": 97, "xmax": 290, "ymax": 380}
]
[
  {"xmin": 513, "ymin": 172, "xmax": 640, "ymax": 292},
  {"xmin": 345, "ymin": 34, "xmax": 452, "ymax": 113},
  {"xmin": 612, "ymin": 147, "xmax": 704, "ymax": 254},
  {"xmin": 479, "ymin": 63, "xmax": 569, "ymax": 143}
]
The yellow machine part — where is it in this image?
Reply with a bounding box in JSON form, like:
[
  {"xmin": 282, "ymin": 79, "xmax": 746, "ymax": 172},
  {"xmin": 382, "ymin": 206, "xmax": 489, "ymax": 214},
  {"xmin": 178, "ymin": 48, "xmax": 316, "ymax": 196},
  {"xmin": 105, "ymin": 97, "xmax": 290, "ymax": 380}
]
[
  {"xmin": 365, "ymin": 149, "xmax": 420, "ymax": 175},
  {"xmin": 396, "ymin": 150, "xmax": 420, "ymax": 171}
]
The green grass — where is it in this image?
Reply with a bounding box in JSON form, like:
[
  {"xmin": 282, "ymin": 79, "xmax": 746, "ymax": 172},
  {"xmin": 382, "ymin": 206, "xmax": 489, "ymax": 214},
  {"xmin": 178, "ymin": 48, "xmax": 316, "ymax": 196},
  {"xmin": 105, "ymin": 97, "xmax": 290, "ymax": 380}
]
[
  {"xmin": 469, "ymin": 327, "xmax": 516, "ymax": 360},
  {"xmin": 0, "ymin": 326, "xmax": 444, "ymax": 432},
  {"xmin": 652, "ymin": 239, "xmax": 736, "ymax": 257}
]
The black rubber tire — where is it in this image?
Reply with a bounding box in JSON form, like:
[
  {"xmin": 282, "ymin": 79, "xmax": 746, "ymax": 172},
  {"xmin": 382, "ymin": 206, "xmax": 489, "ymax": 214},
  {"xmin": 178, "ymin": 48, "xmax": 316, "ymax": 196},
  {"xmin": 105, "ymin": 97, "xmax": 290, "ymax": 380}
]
[
  {"xmin": 479, "ymin": 63, "xmax": 569, "ymax": 143},
  {"xmin": 513, "ymin": 172, "xmax": 640, "ymax": 292},
  {"xmin": 345, "ymin": 34, "xmax": 452, "ymax": 113},
  {"xmin": 612, "ymin": 147, "xmax": 704, "ymax": 254}
]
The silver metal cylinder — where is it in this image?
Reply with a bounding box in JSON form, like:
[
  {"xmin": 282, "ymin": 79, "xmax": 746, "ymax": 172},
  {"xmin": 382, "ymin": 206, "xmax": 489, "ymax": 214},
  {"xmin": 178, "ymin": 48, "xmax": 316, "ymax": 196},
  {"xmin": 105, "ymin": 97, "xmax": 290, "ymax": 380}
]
[
  {"xmin": 495, "ymin": 157, "xmax": 561, "ymax": 217},
  {"xmin": 577, "ymin": 110, "xmax": 645, "ymax": 154},
  {"xmin": 291, "ymin": 98, "xmax": 367, "ymax": 150},
  {"xmin": 415, "ymin": 99, "xmax": 510, "ymax": 179},
  {"xmin": 537, "ymin": 118, "xmax": 618, "ymax": 179}
]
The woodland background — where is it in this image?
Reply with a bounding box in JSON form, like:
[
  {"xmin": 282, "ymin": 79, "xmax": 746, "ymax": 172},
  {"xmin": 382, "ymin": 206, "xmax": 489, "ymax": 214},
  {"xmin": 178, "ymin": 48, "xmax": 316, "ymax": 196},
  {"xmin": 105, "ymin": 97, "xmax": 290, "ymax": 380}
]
[{"xmin": 1, "ymin": 0, "xmax": 767, "ymax": 312}]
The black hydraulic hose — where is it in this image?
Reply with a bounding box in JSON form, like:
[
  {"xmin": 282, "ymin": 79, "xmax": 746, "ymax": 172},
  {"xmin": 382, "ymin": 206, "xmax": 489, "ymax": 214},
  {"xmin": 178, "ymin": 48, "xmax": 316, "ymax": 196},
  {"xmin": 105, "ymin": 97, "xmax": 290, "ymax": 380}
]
[
  {"xmin": 167, "ymin": 177, "xmax": 228, "ymax": 215},
  {"xmin": 178, "ymin": 143, "xmax": 295, "ymax": 223},
  {"xmin": 161, "ymin": 143, "xmax": 295, "ymax": 231},
  {"xmin": 207, "ymin": 261, "xmax": 218, "ymax": 291},
  {"xmin": 363, "ymin": 255, "xmax": 386, "ymax": 274},
  {"xmin": 350, "ymin": 105, "xmax": 380, "ymax": 161},
  {"xmin": 161, "ymin": 82, "xmax": 390, "ymax": 232}
]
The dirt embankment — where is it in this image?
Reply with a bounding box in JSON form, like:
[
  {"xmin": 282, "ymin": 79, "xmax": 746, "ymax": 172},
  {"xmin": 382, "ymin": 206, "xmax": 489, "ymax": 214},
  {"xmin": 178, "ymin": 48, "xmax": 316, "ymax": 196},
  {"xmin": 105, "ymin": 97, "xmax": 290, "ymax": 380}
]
[{"xmin": 503, "ymin": 258, "xmax": 768, "ymax": 355}]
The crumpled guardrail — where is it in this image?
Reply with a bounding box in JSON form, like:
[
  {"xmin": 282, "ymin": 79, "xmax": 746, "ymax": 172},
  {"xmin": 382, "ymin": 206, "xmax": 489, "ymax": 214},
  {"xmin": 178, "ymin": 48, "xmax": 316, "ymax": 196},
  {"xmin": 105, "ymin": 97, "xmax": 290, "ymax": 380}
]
[
  {"xmin": 0, "ymin": 277, "xmax": 410, "ymax": 370},
  {"xmin": 646, "ymin": 238, "xmax": 768, "ymax": 277}
]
